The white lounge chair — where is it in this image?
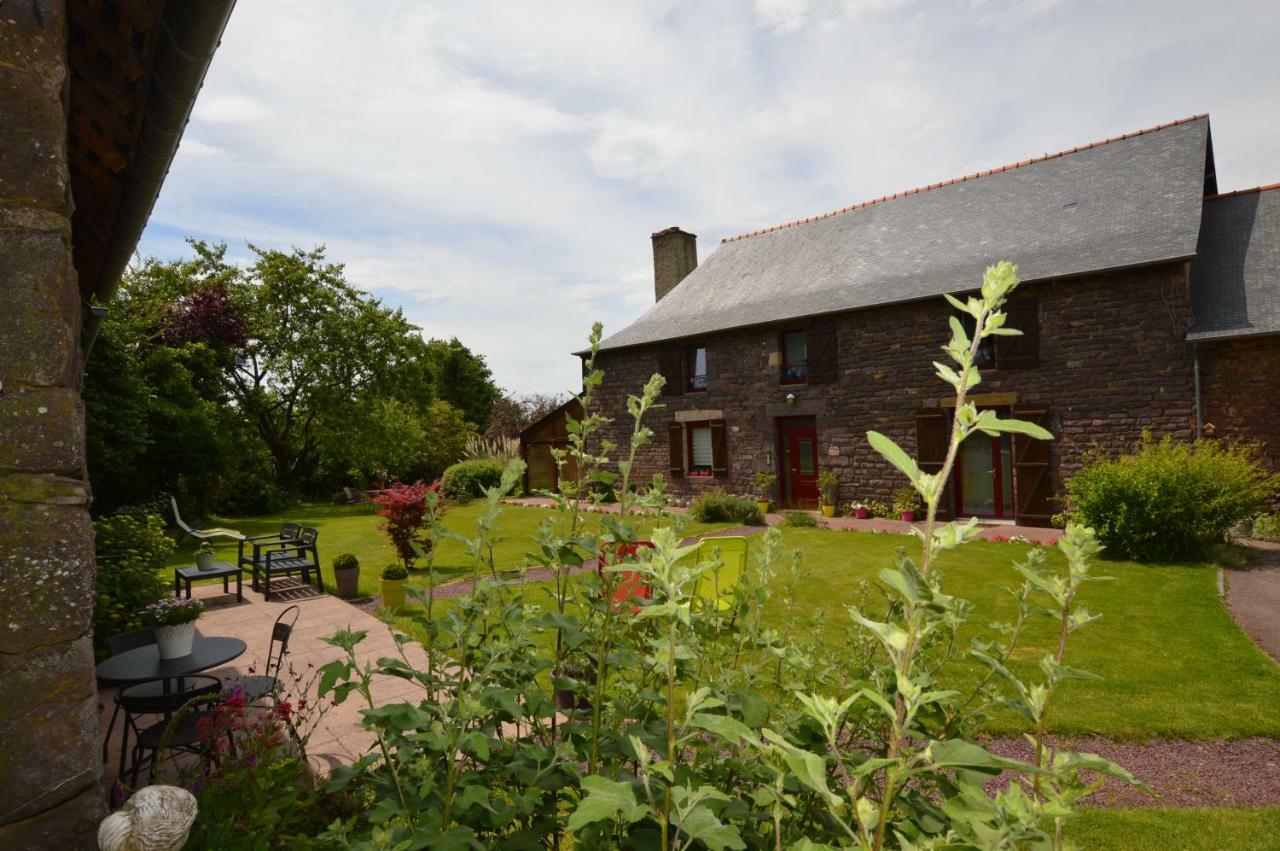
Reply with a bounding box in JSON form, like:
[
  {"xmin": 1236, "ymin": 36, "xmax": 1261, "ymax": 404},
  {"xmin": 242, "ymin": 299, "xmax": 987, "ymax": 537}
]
[{"xmin": 171, "ymin": 497, "xmax": 244, "ymax": 543}]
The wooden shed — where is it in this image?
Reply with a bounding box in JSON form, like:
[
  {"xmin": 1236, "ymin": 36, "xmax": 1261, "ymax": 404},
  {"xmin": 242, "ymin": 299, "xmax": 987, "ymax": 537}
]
[{"xmin": 519, "ymin": 398, "xmax": 582, "ymax": 494}]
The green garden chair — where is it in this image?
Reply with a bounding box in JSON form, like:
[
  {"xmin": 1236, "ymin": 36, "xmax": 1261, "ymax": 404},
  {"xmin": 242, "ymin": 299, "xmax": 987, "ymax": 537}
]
[{"xmin": 693, "ymin": 535, "xmax": 748, "ymax": 613}]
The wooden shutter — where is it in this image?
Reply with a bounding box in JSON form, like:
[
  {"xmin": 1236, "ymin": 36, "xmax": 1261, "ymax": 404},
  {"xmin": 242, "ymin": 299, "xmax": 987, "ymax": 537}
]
[
  {"xmin": 915, "ymin": 409, "xmax": 952, "ymax": 520},
  {"xmin": 710, "ymin": 422, "xmax": 728, "ymax": 478},
  {"xmin": 806, "ymin": 323, "xmax": 838, "ymax": 384},
  {"xmin": 1012, "ymin": 405, "xmax": 1053, "ymax": 526},
  {"xmin": 995, "ymin": 299, "xmax": 1039, "ymax": 369},
  {"xmin": 658, "ymin": 348, "xmax": 684, "ymax": 396},
  {"xmin": 667, "ymin": 423, "xmax": 684, "ymax": 478}
]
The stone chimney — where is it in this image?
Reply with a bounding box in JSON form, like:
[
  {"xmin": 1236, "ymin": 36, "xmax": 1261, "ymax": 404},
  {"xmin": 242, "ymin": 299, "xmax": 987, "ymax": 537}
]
[{"xmin": 651, "ymin": 226, "xmax": 698, "ymax": 302}]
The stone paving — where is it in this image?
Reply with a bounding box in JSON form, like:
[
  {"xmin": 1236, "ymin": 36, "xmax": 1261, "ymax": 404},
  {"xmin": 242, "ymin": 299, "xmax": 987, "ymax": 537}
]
[{"xmin": 99, "ymin": 577, "xmax": 424, "ymax": 789}]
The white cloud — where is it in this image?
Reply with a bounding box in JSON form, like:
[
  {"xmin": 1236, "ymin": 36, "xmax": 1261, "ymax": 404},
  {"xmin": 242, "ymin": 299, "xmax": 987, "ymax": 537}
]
[{"xmin": 141, "ymin": 0, "xmax": 1280, "ymax": 395}]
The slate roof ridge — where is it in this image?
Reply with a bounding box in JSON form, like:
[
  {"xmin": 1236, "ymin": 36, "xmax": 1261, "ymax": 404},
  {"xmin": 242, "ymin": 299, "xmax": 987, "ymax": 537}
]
[
  {"xmin": 721, "ymin": 113, "xmax": 1210, "ymax": 244},
  {"xmin": 1204, "ymin": 182, "xmax": 1280, "ymax": 201}
]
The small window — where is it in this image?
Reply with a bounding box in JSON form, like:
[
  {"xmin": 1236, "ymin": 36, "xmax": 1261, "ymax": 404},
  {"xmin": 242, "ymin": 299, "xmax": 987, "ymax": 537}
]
[
  {"xmin": 781, "ymin": 331, "xmax": 807, "ymax": 383},
  {"xmin": 687, "ymin": 422, "xmax": 714, "ymax": 476},
  {"xmin": 686, "ymin": 344, "xmax": 708, "ymax": 391}
]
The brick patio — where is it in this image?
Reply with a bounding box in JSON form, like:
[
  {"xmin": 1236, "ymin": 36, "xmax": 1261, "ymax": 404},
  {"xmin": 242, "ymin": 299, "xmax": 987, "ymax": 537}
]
[{"xmin": 99, "ymin": 578, "xmax": 426, "ymax": 790}]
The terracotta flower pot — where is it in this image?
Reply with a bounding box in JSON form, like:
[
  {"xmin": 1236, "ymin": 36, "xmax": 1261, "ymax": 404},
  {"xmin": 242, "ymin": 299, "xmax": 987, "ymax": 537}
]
[
  {"xmin": 380, "ymin": 578, "xmax": 406, "ymax": 612},
  {"xmin": 900, "ymin": 510, "xmax": 917, "ymax": 523}
]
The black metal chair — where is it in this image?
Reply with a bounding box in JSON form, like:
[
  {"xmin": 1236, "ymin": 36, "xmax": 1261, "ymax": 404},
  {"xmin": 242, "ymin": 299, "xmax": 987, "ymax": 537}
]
[
  {"xmin": 253, "ymin": 526, "xmax": 323, "ymax": 600},
  {"xmin": 237, "ymin": 522, "xmax": 303, "ymax": 573},
  {"xmin": 116, "ymin": 675, "xmax": 226, "ymax": 788},
  {"xmin": 226, "ymin": 605, "xmax": 300, "ymax": 704},
  {"xmin": 98, "ymin": 629, "xmax": 166, "ymax": 764}
]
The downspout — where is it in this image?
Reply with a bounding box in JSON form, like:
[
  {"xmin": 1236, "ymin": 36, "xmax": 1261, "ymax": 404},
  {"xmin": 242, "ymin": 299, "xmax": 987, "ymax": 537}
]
[{"xmin": 1193, "ymin": 342, "xmax": 1203, "ymax": 439}]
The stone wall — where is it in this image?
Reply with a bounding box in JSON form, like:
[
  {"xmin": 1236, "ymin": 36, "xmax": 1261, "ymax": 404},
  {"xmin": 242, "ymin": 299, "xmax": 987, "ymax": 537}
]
[
  {"xmin": 591, "ymin": 262, "xmax": 1197, "ymax": 517},
  {"xmin": 0, "ymin": 1, "xmax": 107, "ymax": 846},
  {"xmin": 1199, "ymin": 335, "xmax": 1280, "ymax": 468}
]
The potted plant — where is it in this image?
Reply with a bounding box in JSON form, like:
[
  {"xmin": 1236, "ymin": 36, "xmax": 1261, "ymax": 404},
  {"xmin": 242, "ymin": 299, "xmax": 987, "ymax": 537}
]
[
  {"xmin": 848, "ymin": 501, "xmax": 870, "ymax": 520},
  {"xmin": 817, "ymin": 470, "xmax": 839, "ymax": 517},
  {"xmin": 752, "ymin": 471, "xmax": 776, "ymax": 514},
  {"xmin": 144, "ymin": 597, "xmax": 203, "ymax": 659},
  {"xmin": 893, "ymin": 487, "xmax": 920, "ymax": 523},
  {"xmin": 866, "ymin": 498, "xmax": 890, "ymax": 519},
  {"xmin": 333, "ymin": 553, "xmax": 360, "ymax": 599},
  {"xmin": 194, "ymin": 537, "xmax": 215, "ymax": 570},
  {"xmin": 380, "ymin": 563, "xmax": 408, "ymax": 612}
]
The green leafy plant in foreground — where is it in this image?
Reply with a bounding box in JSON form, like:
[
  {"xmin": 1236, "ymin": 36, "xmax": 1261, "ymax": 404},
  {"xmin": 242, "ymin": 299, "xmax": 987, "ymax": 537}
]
[{"xmin": 312, "ymin": 261, "xmax": 1136, "ymax": 850}]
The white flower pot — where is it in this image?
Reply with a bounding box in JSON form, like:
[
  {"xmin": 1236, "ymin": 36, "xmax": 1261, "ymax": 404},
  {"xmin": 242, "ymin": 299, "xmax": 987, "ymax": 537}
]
[
  {"xmin": 155, "ymin": 622, "xmax": 196, "ymax": 659},
  {"xmin": 196, "ymin": 552, "xmax": 215, "ymax": 571}
]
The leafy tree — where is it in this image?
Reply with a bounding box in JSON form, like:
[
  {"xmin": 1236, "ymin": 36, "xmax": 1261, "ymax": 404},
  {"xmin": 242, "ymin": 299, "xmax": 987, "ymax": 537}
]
[{"xmin": 424, "ymin": 337, "xmax": 502, "ymax": 428}]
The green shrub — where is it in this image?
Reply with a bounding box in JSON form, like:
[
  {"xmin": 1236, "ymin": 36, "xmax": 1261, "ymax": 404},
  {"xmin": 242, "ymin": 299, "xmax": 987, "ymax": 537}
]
[
  {"xmin": 781, "ymin": 510, "xmax": 819, "ymax": 528},
  {"xmin": 92, "ymin": 512, "xmax": 174, "ymax": 656},
  {"xmin": 442, "ymin": 458, "xmax": 505, "ymax": 498},
  {"xmin": 333, "ymin": 553, "xmax": 360, "ymax": 571},
  {"xmin": 688, "ymin": 489, "xmax": 765, "ymax": 525},
  {"xmin": 381, "ymin": 564, "xmax": 408, "ymax": 581},
  {"xmin": 1251, "ymin": 512, "xmax": 1280, "ymax": 543},
  {"xmin": 1067, "ymin": 434, "xmax": 1278, "ymax": 561},
  {"xmin": 892, "ymin": 486, "xmax": 920, "ymax": 514}
]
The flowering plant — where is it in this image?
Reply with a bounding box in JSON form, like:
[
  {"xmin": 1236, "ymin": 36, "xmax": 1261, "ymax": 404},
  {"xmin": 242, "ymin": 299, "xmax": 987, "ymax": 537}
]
[
  {"xmin": 197, "ymin": 541, "xmax": 215, "ymax": 557},
  {"xmin": 143, "ymin": 597, "xmax": 203, "ymax": 627}
]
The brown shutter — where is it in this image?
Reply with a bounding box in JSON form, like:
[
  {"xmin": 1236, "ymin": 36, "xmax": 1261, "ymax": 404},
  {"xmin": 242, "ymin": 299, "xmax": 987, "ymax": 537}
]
[
  {"xmin": 658, "ymin": 348, "xmax": 684, "ymax": 396},
  {"xmin": 806, "ymin": 323, "xmax": 838, "ymax": 384},
  {"xmin": 1012, "ymin": 405, "xmax": 1053, "ymax": 526},
  {"xmin": 667, "ymin": 422, "xmax": 684, "ymax": 478},
  {"xmin": 710, "ymin": 421, "xmax": 728, "ymax": 479},
  {"xmin": 995, "ymin": 299, "xmax": 1039, "ymax": 369},
  {"xmin": 915, "ymin": 409, "xmax": 952, "ymax": 520}
]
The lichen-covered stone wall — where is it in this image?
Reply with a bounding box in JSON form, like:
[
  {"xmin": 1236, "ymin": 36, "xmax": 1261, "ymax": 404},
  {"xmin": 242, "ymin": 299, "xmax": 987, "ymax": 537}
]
[
  {"xmin": 591, "ymin": 262, "xmax": 1197, "ymax": 516},
  {"xmin": 0, "ymin": 1, "xmax": 107, "ymax": 845}
]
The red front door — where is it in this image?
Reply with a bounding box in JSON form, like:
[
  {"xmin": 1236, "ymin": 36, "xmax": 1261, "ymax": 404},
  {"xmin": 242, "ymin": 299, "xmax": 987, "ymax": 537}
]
[{"xmin": 778, "ymin": 417, "xmax": 819, "ymax": 508}]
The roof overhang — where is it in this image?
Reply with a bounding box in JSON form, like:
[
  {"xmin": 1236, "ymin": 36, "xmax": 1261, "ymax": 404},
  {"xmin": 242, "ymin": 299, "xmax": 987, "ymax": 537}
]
[{"xmin": 70, "ymin": 0, "xmax": 237, "ymax": 348}]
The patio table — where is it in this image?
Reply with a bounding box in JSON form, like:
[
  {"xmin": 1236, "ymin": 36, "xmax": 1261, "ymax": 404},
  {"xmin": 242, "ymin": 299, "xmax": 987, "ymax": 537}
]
[
  {"xmin": 174, "ymin": 561, "xmax": 244, "ymax": 602},
  {"xmin": 95, "ymin": 635, "xmax": 247, "ymax": 689}
]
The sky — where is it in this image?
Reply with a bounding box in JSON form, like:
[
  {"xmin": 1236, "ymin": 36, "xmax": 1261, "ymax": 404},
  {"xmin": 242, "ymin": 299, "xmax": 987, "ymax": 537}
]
[{"xmin": 138, "ymin": 0, "xmax": 1280, "ymax": 395}]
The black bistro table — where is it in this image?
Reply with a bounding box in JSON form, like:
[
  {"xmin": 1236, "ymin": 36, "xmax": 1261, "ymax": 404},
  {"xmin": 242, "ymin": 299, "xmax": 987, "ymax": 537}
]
[
  {"xmin": 175, "ymin": 561, "xmax": 244, "ymax": 602},
  {"xmin": 95, "ymin": 635, "xmax": 247, "ymax": 690}
]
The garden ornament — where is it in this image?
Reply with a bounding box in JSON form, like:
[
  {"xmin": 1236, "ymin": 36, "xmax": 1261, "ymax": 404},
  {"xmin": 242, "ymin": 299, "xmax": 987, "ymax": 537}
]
[{"xmin": 98, "ymin": 785, "xmax": 197, "ymax": 851}]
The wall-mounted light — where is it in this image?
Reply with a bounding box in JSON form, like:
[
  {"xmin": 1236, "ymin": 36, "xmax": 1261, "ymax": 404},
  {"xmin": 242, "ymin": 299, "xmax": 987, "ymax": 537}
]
[{"xmin": 785, "ymin": 393, "xmax": 797, "ymax": 406}]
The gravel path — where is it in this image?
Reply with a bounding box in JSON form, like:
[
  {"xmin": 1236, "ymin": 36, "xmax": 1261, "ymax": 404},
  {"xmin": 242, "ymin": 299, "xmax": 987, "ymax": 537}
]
[
  {"xmin": 985, "ymin": 735, "xmax": 1280, "ymax": 808},
  {"xmin": 1226, "ymin": 540, "xmax": 1280, "ymax": 664}
]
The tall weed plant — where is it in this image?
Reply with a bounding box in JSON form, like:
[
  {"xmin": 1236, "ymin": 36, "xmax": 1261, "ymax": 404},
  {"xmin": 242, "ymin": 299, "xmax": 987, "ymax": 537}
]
[{"xmin": 310, "ymin": 262, "xmax": 1134, "ymax": 850}]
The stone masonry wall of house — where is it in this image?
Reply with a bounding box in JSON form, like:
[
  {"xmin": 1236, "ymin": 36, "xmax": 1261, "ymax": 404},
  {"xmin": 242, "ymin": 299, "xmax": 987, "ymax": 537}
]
[
  {"xmin": 1200, "ymin": 335, "xmax": 1280, "ymax": 469},
  {"xmin": 0, "ymin": 1, "xmax": 108, "ymax": 846},
  {"xmin": 591, "ymin": 261, "xmax": 1196, "ymax": 514}
]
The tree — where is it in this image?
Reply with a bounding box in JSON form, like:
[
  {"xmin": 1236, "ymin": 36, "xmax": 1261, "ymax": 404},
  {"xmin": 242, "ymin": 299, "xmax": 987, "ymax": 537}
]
[
  {"xmin": 484, "ymin": 391, "xmax": 567, "ymax": 439},
  {"xmin": 423, "ymin": 338, "xmax": 502, "ymax": 428}
]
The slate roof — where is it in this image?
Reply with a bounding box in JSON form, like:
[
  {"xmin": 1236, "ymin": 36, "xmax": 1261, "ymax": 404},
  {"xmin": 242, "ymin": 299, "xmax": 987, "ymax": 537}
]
[
  {"xmin": 599, "ymin": 115, "xmax": 1213, "ymax": 351},
  {"xmin": 1188, "ymin": 185, "xmax": 1280, "ymax": 341}
]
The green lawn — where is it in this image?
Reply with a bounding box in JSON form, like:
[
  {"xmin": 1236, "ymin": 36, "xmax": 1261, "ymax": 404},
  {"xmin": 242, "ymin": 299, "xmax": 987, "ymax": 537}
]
[
  {"xmin": 1066, "ymin": 806, "xmax": 1280, "ymax": 849},
  {"xmin": 166, "ymin": 501, "xmax": 728, "ymax": 599},
  {"xmin": 175, "ymin": 507, "xmax": 1280, "ymax": 739},
  {"xmin": 761, "ymin": 527, "xmax": 1280, "ymax": 740}
]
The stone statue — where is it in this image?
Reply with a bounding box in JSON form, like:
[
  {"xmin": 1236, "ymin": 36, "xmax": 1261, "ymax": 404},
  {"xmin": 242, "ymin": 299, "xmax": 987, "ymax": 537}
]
[{"xmin": 97, "ymin": 786, "xmax": 198, "ymax": 851}]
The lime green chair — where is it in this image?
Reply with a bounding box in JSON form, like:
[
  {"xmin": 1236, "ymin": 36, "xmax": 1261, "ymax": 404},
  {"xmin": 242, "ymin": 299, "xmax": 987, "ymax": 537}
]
[{"xmin": 693, "ymin": 536, "xmax": 748, "ymax": 612}]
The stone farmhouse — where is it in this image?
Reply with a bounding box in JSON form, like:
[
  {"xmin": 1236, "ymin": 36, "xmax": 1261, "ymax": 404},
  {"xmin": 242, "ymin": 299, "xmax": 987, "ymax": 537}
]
[{"xmin": 556, "ymin": 115, "xmax": 1280, "ymax": 523}]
